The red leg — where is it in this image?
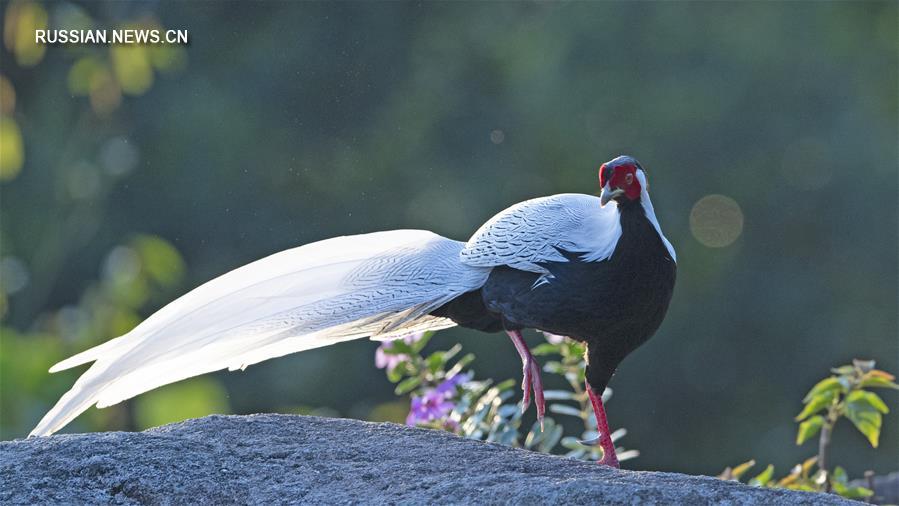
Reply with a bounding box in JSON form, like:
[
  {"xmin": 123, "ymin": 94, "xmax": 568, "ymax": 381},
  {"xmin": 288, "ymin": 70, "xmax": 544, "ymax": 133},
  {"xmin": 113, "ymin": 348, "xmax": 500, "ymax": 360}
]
[
  {"xmin": 586, "ymin": 382, "xmax": 620, "ymax": 468},
  {"xmin": 506, "ymin": 330, "xmax": 545, "ymax": 428}
]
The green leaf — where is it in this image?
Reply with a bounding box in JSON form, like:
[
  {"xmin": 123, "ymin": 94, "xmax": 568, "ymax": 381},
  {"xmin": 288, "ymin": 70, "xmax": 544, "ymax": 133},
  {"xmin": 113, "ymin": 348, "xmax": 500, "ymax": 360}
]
[
  {"xmin": 860, "ymin": 375, "xmax": 899, "ymax": 390},
  {"xmin": 411, "ymin": 332, "xmax": 433, "ymax": 353},
  {"xmin": 796, "ymin": 415, "xmax": 824, "ymax": 445},
  {"xmin": 795, "ymin": 390, "xmax": 834, "ymax": 421},
  {"xmin": 548, "ymin": 403, "xmax": 584, "ymax": 418},
  {"xmin": 531, "ymin": 343, "xmax": 560, "ymax": 356},
  {"xmin": 543, "ymin": 390, "xmax": 576, "ymax": 400},
  {"xmin": 803, "ymin": 377, "xmax": 843, "ymax": 402},
  {"xmin": 845, "ymin": 392, "xmax": 883, "ymax": 447},
  {"xmin": 543, "ymin": 361, "xmax": 565, "ymax": 374},
  {"xmin": 617, "ymin": 449, "xmax": 640, "ymax": 462},
  {"xmin": 498, "ymin": 405, "xmax": 519, "ymax": 418},
  {"xmin": 731, "ymin": 460, "xmax": 756, "ymax": 480},
  {"xmin": 841, "ymin": 486, "xmax": 874, "ymax": 499},
  {"xmin": 426, "ymin": 344, "xmax": 463, "ymax": 374},
  {"xmin": 539, "ymin": 423, "xmax": 563, "ymax": 453},
  {"xmin": 800, "ymin": 456, "xmax": 817, "ymax": 477},
  {"xmin": 830, "ymin": 365, "xmax": 855, "ymax": 376},
  {"xmin": 777, "ymin": 473, "xmax": 798, "ymax": 487},
  {"xmin": 382, "ymin": 340, "xmax": 414, "ymax": 355},
  {"xmin": 837, "ymin": 376, "xmax": 852, "ymax": 392},
  {"xmin": 830, "ymin": 477, "xmax": 866, "ymax": 498},
  {"xmin": 831, "ymin": 466, "xmax": 848, "ymax": 485},
  {"xmin": 560, "ymin": 436, "xmax": 582, "ymax": 450},
  {"xmin": 786, "ymin": 483, "xmax": 817, "ymax": 492},
  {"xmin": 426, "ymin": 351, "xmax": 445, "ymax": 373},
  {"xmin": 748, "ymin": 464, "xmax": 774, "ymax": 486},
  {"xmin": 386, "ymin": 365, "xmax": 404, "ymax": 383},
  {"xmin": 858, "ymin": 391, "xmax": 889, "ymax": 413},
  {"xmin": 446, "ymin": 353, "xmax": 475, "ymax": 377},
  {"xmin": 566, "ymin": 341, "xmax": 587, "ymax": 356},
  {"xmin": 494, "ymin": 379, "xmax": 517, "ymax": 392},
  {"xmin": 394, "ymin": 376, "xmax": 421, "ymax": 395},
  {"xmin": 442, "ymin": 343, "xmax": 463, "ymax": 363}
]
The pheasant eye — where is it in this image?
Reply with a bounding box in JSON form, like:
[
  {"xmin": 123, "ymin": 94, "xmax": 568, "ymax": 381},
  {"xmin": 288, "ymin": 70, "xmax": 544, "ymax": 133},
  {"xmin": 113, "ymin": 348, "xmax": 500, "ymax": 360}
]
[{"xmin": 625, "ymin": 173, "xmax": 634, "ymax": 185}]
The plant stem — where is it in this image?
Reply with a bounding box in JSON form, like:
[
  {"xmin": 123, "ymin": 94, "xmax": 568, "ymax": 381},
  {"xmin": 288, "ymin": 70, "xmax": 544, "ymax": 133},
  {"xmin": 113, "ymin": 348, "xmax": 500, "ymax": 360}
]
[
  {"xmin": 818, "ymin": 421, "xmax": 831, "ymax": 479},
  {"xmin": 819, "ymin": 404, "xmax": 839, "ymax": 493}
]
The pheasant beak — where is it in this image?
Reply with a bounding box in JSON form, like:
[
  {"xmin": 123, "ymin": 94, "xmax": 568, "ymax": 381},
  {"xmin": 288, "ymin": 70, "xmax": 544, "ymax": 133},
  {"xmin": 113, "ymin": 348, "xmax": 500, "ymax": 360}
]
[{"xmin": 600, "ymin": 184, "xmax": 625, "ymax": 207}]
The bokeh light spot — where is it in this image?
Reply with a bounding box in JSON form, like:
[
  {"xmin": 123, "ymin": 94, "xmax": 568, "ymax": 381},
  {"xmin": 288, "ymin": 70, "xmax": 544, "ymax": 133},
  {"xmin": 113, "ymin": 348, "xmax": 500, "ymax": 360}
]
[
  {"xmin": 0, "ymin": 116, "xmax": 24, "ymax": 181},
  {"xmin": 689, "ymin": 194, "xmax": 744, "ymax": 248},
  {"xmin": 150, "ymin": 44, "xmax": 188, "ymax": 74},
  {"xmin": 103, "ymin": 246, "xmax": 141, "ymax": 286},
  {"xmin": 3, "ymin": 1, "xmax": 47, "ymax": 67},
  {"xmin": 0, "ymin": 75, "xmax": 15, "ymax": 115},
  {"xmin": 0, "ymin": 256, "xmax": 29, "ymax": 294},
  {"xmin": 111, "ymin": 44, "xmax": 154, "ymax": 96},
  {"xmin": 88, "ymin": 65, "xmax": 122, "ymax": 115},
  {"xmin": 67, "ymin": 56, "xmax": 105, "ymax": 96},
  {"xmin": 100, "ymin": 136, "xmax": 139, "ymax": 177},
  {"xmin": 490, "ymin": 129, "xmax": 505, "ymax": 144}
]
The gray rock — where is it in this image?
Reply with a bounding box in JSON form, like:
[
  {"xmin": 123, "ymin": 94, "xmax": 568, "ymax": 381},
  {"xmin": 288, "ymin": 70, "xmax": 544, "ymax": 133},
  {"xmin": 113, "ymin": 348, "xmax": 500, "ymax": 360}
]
[{"xmin": 0, "ymin": 414, "xmax": 857, "ymax": 505}]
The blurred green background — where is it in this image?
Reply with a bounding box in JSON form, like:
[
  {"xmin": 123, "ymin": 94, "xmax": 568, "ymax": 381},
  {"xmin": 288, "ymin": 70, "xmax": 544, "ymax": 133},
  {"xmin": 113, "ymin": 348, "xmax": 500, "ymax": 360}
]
[{"xmin": 1, "ymin": 1, "xmax": 896, "ymax": 477}]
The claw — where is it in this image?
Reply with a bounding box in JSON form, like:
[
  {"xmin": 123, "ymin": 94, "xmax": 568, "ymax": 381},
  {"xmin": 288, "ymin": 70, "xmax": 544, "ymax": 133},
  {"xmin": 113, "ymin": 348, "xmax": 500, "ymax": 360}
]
[
  {"xmin": 506, "ymin": 330, "xmax": 546, "ymax": 427},
  {"xmin": 520, "ymin": 362, "xmax": 531, "ymax": 413},
  {"xmin": 530, "ymin": 358, "xmax": 544, "ymax": 430}
]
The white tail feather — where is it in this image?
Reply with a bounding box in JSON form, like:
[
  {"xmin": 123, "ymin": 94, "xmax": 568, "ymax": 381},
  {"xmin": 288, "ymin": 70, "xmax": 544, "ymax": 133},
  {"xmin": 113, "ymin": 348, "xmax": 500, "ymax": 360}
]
[
  {"xmin": 48, "ymin": 335, "xmax": 128, "ymax": 373},
  {"xmin": 31, "ymin": 230, "xmax": 489, "ymax": 437}
]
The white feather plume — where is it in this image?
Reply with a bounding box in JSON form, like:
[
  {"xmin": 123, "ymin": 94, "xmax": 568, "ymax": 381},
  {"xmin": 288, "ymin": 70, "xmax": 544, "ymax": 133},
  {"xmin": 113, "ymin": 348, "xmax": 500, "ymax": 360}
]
[{"xmin": 31, "ymin": 230, "xmax": 489, "ymax": 437}]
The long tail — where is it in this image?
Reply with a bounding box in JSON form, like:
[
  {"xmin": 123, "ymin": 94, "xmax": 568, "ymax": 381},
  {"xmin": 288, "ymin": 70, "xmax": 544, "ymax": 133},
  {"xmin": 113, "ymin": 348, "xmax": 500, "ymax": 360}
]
[{"xmin": 31, "ymin": 230, "xmax": 489, "ymax": 437}]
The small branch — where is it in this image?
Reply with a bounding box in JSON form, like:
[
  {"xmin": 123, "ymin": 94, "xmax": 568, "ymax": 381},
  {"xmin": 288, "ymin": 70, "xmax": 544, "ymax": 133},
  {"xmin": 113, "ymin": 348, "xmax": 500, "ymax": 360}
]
[
  {"xmin": 818, "ymin": 402, "xmax": 840, "ymax": 493},
  {"xmin": 817, "ymin": 420, "xmax": 831, "ymax": 487}
]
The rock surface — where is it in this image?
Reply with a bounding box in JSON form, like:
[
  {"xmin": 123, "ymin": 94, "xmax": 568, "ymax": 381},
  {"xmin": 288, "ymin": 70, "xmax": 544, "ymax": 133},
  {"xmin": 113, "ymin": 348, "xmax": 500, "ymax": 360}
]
[{"xmin": 1, "ymin": 414, "xmax": 857, "ymax": 505}]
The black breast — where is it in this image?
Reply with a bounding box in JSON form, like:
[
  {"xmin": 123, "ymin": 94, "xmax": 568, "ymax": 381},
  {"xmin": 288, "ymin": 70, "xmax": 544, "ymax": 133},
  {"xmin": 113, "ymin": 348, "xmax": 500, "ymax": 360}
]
[
  {"xmin": 432, "ymin": 201, "xmax": 676, "ymax": 388},
  {"xmin": 484, "ymin": 202, "xmax": 675, "ymax": 344}
]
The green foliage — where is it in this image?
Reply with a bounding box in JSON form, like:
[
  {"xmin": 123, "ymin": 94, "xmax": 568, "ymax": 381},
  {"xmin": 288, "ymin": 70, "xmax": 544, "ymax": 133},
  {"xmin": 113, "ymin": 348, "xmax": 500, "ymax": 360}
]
[
  {"xmin": 721, "ymin": 359, "xmax": 897, "ymax": 500},
  {"xmin": 794, "ymin": 360, "xmax": 895, "ymax": 449},
  {"xmin": 134, "ymin": 376, "xmax": 229, "ymax": 429},
  {"xmin": 795, "ymin": 415, "xmax": 824, "ymax": 446},
  {"xmin": 0, "ymin": 235, "xmax": 230, "ymax": 438},
  {"xmin": 377, "ymin": 332, "xmax": 637, "ymax": 463},
  {"xmin": 0, "ymin": 1, "xmax": 201, "ymax": 439}
]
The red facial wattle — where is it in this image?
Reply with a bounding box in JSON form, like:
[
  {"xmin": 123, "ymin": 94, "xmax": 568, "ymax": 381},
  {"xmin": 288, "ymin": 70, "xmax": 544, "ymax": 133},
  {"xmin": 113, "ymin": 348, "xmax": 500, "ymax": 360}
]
[{"xmin": 599, "ymin": 164, "xmax": 641, "ymax": 201}]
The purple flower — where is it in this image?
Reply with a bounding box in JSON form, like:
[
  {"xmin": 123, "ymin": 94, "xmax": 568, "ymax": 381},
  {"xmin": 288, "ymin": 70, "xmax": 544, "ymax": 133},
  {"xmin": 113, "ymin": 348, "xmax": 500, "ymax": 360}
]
[
  {"xmin": 435, "ymin": 371, "xmax": 473, "ymax": 396},
  {"xmin": 406, "ymin": 372, "xmax": 472, "ymax": 426},
  {"xmin": 406, "ymin": 390, "xmax": 455, "ymax": 425},
  {"xmin": 374, "ymin": 332, "xmax": 424, "ymax": 371}
]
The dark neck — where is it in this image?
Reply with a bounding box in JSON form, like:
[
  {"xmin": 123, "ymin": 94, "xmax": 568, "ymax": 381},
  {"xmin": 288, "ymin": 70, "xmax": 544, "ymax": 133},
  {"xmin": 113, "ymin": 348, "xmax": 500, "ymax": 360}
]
[
  {"xmin": 585, "ymin": 196, "xmax": 676, "ymax": 392},
  {"xmin": 618, "ymin": 197, "xmax": 649, "ymax": 231}
]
